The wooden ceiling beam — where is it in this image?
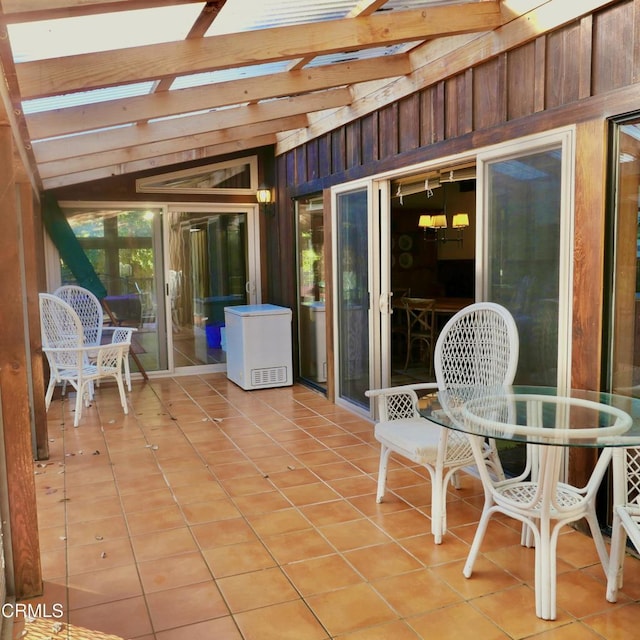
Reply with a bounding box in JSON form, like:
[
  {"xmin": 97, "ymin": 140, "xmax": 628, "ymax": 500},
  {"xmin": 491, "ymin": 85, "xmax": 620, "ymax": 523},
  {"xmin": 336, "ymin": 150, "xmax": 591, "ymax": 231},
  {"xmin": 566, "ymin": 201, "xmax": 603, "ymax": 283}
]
[
  {"xmin": 15, "ymin": 2, "xmax": 503, "ymax": 99},
  {"xmin": 25, "ymin": 55, "xmax": 409, "ymax": 140},
  {"xmin": 276, "ymin": 0, "xmax": 619, "ymax": 153},
  {"xmin": 41, "ymin": 133, "xmax": 278, "ymax": 190},
  {"xmin": 33, "ymin": 88, "xmax": 349, "ymax": 162},
  {"xmin": 37, "ymin": 115, "xmax": 308, "ymax": 178},
  {"xmin": 0, "ymin": 0, "xmax": 205, "ymax": 23}
]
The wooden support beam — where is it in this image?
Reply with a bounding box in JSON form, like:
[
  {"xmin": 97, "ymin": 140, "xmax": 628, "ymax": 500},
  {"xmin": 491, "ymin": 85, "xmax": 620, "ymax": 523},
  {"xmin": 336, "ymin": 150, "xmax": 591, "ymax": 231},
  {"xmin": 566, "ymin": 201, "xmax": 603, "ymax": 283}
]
[{"xmin": 0, "ymin": 123, "xmax": 42, "ymax": 599}]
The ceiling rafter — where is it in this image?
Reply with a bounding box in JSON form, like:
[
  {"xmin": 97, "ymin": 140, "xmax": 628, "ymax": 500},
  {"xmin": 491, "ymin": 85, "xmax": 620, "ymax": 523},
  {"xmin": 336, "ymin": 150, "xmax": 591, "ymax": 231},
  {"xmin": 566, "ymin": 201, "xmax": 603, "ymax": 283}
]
[
  {"xmin": 15, "ymin": 2, "xmax": 504, "ymax": 100},
  {"xmin": 25, "ymin": 55, "xmax": 411, "ymax": 140},
  {"xmin": 33, "ymin": 88, "xmax": 352, "ymax": 163}
]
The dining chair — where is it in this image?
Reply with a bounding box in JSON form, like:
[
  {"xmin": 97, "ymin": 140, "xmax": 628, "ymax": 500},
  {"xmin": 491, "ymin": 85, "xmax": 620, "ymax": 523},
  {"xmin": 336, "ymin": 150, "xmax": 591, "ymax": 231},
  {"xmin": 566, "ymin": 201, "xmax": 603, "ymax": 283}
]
[
  {"xmin": 54, "ymin": 284, "xmax": 135, "ymax": 391},
  {"xmin": 366, "ymin": 301, "xmax": 518, "ymax": 543},
  {"xmin": 39, "ymin": 293, "xmax": 129, "ymax": 427},
  {"xmin": 606, "ymin": 446, "xmax": 640, "ymax": 602},
  {"xmin": 403, "ymin": 297, "xmax": 436, "ymax": 371}
]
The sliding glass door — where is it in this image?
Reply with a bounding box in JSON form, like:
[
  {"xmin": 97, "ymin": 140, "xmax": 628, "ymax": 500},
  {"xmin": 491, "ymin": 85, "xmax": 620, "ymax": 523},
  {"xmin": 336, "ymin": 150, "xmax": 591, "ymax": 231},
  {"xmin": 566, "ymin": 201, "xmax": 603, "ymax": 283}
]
[
  {"xmin": 479, "ymin": 129, "xmax": 574, "ymax": 389},
  {"xmin": 166, "ymin": 205, "xmax": 260, "ymax": 371}
]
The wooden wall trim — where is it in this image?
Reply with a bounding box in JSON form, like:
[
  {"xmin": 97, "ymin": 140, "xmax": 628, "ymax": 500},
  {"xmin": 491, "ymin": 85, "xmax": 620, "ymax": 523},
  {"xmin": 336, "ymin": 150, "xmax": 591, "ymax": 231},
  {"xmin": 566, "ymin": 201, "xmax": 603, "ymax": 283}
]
[{"xmin": 0, "ymin": 124, "xmax": 42, "ymax": 599}]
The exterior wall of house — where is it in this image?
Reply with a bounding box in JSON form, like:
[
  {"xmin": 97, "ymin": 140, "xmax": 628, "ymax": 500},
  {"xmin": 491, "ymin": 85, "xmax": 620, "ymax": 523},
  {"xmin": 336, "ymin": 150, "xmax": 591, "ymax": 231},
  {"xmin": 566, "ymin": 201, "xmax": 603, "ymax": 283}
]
[{"xmin": 270, "ymin": 0, "xmax": 639, "ymax": 400}]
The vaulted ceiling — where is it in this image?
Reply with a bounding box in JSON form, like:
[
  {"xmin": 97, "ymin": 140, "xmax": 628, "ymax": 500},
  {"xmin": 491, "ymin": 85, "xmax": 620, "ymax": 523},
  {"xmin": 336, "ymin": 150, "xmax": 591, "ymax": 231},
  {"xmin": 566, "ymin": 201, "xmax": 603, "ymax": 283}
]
[{"xmin": 0, "ymin": 0, "xmax": 612, "ymax": 191}]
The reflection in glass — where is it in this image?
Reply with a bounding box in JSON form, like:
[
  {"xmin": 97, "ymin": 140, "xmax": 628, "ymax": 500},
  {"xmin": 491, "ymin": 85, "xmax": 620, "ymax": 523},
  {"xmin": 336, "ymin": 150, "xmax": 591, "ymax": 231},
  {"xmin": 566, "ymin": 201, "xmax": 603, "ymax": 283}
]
[
  {"xmin": 486, "ymin": 148, "xmax": 562, "ymax": 385},
  {"xmin": 167, "ymin": 211, "xmax": 247, "ymax": 368},
  {"xmin": 63, "ymin": 206, "xmax": 165, "ymax": 373},
  {"xmin": 296, "ymin": 195, "xmax": 326, "ymax": 388},
  {"xmin": 610, "ymin": 120, "xmax": 640, "ymax": 396},
  {"xmin": 336, "ymin": 188, "xmax": 370, "ymax": 408}
]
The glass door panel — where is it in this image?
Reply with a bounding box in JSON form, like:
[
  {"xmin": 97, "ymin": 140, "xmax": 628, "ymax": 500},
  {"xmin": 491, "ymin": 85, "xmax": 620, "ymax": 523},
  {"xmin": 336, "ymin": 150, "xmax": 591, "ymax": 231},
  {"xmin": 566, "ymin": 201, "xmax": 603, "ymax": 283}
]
[
  {"xmin": 334, "ymin": 186, "xmax": 371, "ymax": 410},
  {"xmin": 62, "ymin": 205, "xmax": 166, "ymax": 373},
  {"xmin": 483, "ymin": 145, "xmax": 565, "ymax": 386},
  {"xmin": 167, "ymin": 209, "xmax": 251, "ymax": 369},
  {"xmin": 296, "ymin": 195, "xmax": 327, "ymax": 389},
  {"xmin": 609, "ymin": 118, "xmax": 640, "ymax": 396}
]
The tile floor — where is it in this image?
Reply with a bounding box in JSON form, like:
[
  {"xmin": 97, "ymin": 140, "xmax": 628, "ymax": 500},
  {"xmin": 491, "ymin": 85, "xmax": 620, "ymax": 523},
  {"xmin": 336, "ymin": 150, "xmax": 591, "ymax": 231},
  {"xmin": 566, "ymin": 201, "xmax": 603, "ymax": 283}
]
[{"xmin": 20, "ymin": 374, "xmax": 640, "ymax": 639}]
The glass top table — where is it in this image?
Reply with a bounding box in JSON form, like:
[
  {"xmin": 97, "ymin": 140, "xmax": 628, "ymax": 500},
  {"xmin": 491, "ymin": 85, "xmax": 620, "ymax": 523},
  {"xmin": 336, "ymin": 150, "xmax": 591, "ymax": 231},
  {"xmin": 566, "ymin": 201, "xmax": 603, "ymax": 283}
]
[
  {"xmin": 420, "ymin": 385, "xmax": 640, "ymax": 447},
  {"xmin": 418, "ymin": 384, "xmax": 640, "ymax": 620}
]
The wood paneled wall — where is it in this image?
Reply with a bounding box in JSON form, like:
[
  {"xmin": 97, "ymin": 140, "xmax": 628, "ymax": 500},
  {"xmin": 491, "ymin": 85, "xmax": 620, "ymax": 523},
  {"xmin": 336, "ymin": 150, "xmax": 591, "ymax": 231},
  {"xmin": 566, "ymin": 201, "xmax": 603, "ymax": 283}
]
[{"xmin": 272, "ymin": 0, "xmax": 640, "ymax": 390}]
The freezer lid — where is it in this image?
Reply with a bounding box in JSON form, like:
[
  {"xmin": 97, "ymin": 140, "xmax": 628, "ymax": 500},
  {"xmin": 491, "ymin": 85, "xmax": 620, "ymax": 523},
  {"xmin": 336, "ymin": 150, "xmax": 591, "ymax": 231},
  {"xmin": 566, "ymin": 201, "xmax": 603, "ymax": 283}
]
[{"xmin": 224, "ymin": 304, "xmax": 292, "ymax": 317}]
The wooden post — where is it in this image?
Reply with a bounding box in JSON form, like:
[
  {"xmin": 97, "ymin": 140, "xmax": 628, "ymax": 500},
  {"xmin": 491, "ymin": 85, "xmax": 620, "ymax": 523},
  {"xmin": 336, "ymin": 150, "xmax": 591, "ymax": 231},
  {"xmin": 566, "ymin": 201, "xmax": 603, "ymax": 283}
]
[{"xmin": 0, "ymin": 124, "xmax": 42, "ymax": 598}]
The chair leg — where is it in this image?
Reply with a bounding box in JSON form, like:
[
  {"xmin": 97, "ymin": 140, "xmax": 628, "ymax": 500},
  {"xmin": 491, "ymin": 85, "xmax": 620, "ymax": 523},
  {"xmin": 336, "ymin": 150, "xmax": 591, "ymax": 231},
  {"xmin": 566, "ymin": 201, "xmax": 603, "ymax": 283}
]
[
  {"xmin": 376, "ymin": 445, "xmax": 392, "ymax": 503},
  {"xmin": 606, "ymin": 511, "xmax": 626, "ymax": 602},
  {"xmin": 45, "ymin": 377, "xmax": 56, "ymax": 410},
  {"xmin": 115, "ymin": 373, "xmax": 129, "ymax": 414},
  {"xmin": 124, "ymin": 355, "xmax": 132, "ymax": 392},
  {"xmin": 430, "ymin": 468, "xmax": 448, "ymax": 544}
]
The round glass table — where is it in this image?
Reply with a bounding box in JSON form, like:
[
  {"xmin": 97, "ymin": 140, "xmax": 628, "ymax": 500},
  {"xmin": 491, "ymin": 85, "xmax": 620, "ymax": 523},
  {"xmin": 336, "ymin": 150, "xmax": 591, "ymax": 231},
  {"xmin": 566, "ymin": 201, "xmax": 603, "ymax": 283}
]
[{"xmin": 420, "ymin": 385, "xmax": 640, "ymax": 620}]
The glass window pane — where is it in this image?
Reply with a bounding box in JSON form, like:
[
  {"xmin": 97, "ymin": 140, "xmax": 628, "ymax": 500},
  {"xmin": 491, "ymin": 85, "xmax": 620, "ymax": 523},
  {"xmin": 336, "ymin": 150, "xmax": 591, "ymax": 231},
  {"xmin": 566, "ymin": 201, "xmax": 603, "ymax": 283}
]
[
  {"xmin": 610, "ymin": 120, "xmax": 640, "ymax": 395},
  {"xmin": 296, "ymin": 195, "xmax": 326, "ymax": 386},
  {"xmin": 336, "ymin": 188, "xmax": 370, "ymax": 408},
  {"xmin": 486, "ymin": 148, "xmax": 562, "ymax": 385},
  {"xmin": 62, "ymin": 205, "xmax": 165, "ymax": 372}
]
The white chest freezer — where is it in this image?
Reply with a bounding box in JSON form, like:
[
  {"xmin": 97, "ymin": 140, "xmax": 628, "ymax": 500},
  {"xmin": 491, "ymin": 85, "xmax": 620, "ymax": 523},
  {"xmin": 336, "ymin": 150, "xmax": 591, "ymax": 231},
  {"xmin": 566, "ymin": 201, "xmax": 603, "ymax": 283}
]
[{"xmin": 224, "ymin": 304, "xmax": 293, "ymax": 390}]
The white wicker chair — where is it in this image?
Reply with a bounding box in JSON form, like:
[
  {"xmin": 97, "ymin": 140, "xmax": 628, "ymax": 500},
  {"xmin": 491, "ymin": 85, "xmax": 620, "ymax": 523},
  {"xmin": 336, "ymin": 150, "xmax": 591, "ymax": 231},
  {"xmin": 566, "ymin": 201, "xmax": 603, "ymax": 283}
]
[
  {"xmin": 606, "ymin": 446, "xmax": 640, "ymax": 602},
  {"xmin": 366, "ymin": 301, "xmax": 518, "ymax": 544},
  {"xmin": 54, "ymin": 285, "xmax": 134, "ymax": 391},
  {"xmin": 39, "ymin": 293, "xmax": 129, "ymax": 427}
]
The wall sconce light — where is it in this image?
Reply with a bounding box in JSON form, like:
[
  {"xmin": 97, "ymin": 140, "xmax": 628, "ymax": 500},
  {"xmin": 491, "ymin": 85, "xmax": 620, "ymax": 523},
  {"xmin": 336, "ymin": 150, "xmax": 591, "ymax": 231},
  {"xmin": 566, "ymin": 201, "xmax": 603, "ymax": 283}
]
[{"xmin": 256, "ymin": 184, "xmax": 274, "ymax": 215}]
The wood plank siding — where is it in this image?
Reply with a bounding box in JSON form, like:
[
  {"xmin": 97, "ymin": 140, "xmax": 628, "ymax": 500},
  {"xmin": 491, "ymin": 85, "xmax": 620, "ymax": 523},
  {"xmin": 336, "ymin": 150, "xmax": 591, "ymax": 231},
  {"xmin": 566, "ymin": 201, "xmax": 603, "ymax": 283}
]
[{"xmin": 270, "ymin": 0, "xmax": 640, "ymax": 396}]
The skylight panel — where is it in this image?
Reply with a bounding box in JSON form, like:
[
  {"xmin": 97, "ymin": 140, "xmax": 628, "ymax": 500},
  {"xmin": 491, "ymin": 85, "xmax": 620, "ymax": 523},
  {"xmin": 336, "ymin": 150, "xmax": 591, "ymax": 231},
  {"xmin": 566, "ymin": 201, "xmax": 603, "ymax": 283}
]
[
  {"xmin": 206, "ymin": 0, "xmax": 355, "ymax": 36},
  {"xmin": 8, "ymin": 3, "xmax": 205, "ymax": 62},
  {"xmin": 22, "ymin": 83, "xmax": 156, "ymax": 115},
  {"xmin": 171, "ymin": 61, "xmax": 292, "ymax": 91}
]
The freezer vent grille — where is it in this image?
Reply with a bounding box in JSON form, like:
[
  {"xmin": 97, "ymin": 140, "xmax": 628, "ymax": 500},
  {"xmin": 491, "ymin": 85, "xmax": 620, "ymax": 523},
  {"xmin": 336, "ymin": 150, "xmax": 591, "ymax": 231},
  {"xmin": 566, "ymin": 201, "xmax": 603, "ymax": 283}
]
[{"xmin": 251, "ymin": 366, "xmax": 288, "ymax": 386}]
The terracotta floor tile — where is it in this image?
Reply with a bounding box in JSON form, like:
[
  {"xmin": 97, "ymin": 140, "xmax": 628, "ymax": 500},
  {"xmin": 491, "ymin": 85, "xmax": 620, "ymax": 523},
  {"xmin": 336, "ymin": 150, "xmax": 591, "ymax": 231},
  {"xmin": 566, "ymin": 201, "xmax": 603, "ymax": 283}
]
[
  {"xmin": 66, "ymin": 515, "xmax": 129, "ymax": 548},
  {"xmin": 400, "ymin": 532, "xmax": 470, "ymax": 565},
  {"xmin": 34, "ymin": 379, "xmax": 640, "ymax": 640},
  {"xmin": 472, "ymin": 584, "xmax": 570, "ymax": 634},
  {"xmin": 120, "ymin": 486, "xmax": 176, "ymax": 513},
  {"xmin": 154, "ymin": 616, "xmax": 243, "ymax": 640},
  {"xmin": 130, "ymin": 527, "xmax": 198, "ymax": 562},
  {"xmin": 66, "ymin": 538, "xmax": 136, "ymax": 576},
  {"xmin": 407, "ymin": 601, "xmax": 509, "ymax": 640},
  {"xmin": 65, "ymin": 494, "xmax": 124, "ymax": 524},
  {"xmin": 319, "ymin": 518, "xmax": 391, "ymax": 551},
  {"xmin": 300, "ymin": 499, "xmax": 363, "ymax": 527},
  {"xmin": 181, "ymin": 497, "xmax": 241, "ymax": 525},
  {"xmin": 431, "ymin": 556, "xmax": 521, "ymax": 599},
  {"xmin": 125, "ymin": 504, "xmax": 186, "ymax": 535},
  {"xmin": 344, "ymin": 541, "xmax": 422, "ymax": 580},
  {"xmin": 306, "ymin": 582, "xmax": 397, "ymax": 636},
  {"xmin": 281, "ymin": 482, "xmax": 340, "ymax": 507},
  {"xmin": 373, "ymin": 567, "xmax": 462, "ymax": 616},
  {"xmin": 247, "ymin": 507, "xmax": 312, "ymax": 537},
  {"xmin": 262, "ymin": 528, "xmax": 335, "ymax": 564},
  {"xmin": 282, "ymin": 553, "xmax": 363, "ymax": 596},
  {"xmin": 191, "ymin": 517, "xmax": 259, "ymax": 549},
  {"xmin": 172, "ymin": 479, "xmax": 227, "ymax": 504},
  {"xmin": 203, "ymin": 540, "xmax": 277, "ymax": 578},
  {"xmin": 217, "ymin": 566, "xmax": 299, "ymax": 613},
  {"xmin": 138, "ymin": 550, "xmax": 213, "ymax": 593},
  {"xmin": 67, "ymin": 563, "xmax": 143, "ymax": 610},
  {"xmin": 68, "ymin": 595, "xmax": 153, "ymax": 639},
  {"xmin": 337, "ymin": 620, "xmax": 423, "ymax": 640},
  {"xmin": 233, "ymin": 600, "xmax": 329, "ymax": 640},
  {"xmin": 145, "ymin": 581, "xmax": 229, "ymax": 631},
  {"xmin": 232, "ymin": 490, "xmax": 292, "ymax": 515},
  {"xmin": 267, "ymin": 467, "xmax": 321, "ymax": 488}
]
